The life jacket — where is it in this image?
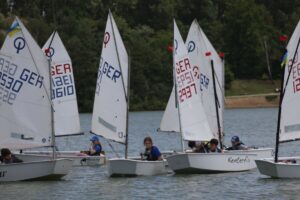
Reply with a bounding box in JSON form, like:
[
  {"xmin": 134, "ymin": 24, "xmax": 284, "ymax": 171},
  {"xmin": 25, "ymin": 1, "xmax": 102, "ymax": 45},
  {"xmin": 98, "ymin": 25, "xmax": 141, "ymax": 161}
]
[
  {"xmin": 0, "ymin": 155, "xmax": 23, "ymax": 164},
  {"xmin": 92, "ymin": 143, "xmax": 102, "ymax": 155},
  {"xmin": 144, "ymin": 146, "xmax": 158, "ymax": 161},
  {"xmin": 204, "ymin": 143, "xmax": 221, "ymax": 153},
  {"xmin": 232, "ymin": 142, "xmax": 246, "ymax": 150}
]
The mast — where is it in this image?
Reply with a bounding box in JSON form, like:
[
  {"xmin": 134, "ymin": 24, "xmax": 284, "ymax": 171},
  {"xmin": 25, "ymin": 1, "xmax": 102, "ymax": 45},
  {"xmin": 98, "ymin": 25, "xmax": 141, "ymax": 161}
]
[
  {"xmin": 49, "ymin": 57, "xmax": 56, "ymax": 159},
  {"xmin": 125, "ymin": 51, "xmax": 131, "ymax": 159},
  {"xmin": 108, "ymin": 11, "xmax": 129, "ymax": 158},
  {"xmin": 174, "ymin": 61, "xmax": 185, "ymax": 151},
  {"xmin": 171, "ymin": 3, "xmax": 184, "ymax": 150},
  {"xmin": 173, "ymin": 20, "xmax": 185, "ymax": 152},
  {"xmin": 47, "ymin": 31, "xmax": 57, "ymax": 159},
  {"xmin": 275, "ymin": 36, "xmax": 300, "ymax": 162},
  {"xmin": 221, "ymin": 56, "xmax": 225, "ymax": 145},
  {"xmin": 210, "ymin": 59, "xmax": 223, "ymax": 149},
  {"xmin": 274, "ymin": 61, "xmax": 285, "ymax": 163}
]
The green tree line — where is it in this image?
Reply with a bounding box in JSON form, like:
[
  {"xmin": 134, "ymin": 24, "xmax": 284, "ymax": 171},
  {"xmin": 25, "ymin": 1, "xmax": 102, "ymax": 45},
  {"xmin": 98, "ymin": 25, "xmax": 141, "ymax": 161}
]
[{"xmin": 0, "ymin": 0, "xmax": 299, "ymax": 112}]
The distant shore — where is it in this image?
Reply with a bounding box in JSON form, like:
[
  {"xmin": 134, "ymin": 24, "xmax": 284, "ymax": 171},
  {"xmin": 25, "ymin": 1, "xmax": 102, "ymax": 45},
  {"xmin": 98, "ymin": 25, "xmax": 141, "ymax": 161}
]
[{"xmin": 225, "ymin": 93, "xmax": 279, "ymax": 108}]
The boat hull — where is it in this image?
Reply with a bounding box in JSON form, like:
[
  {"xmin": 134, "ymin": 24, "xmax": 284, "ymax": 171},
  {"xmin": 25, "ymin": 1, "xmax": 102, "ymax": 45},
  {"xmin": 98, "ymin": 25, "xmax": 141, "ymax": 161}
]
[
  {"xmin": 108, "ymin": 158, "xmax": 170, "ymax": 177},
  {"xmin": 0, "ymin": 159, "xmax": 72, "ymax": 182},
  {"xmin": 17, "ymin": 151, "xmax": 106, "ymax": 166},
  {"xmin": 256, "ymin": 157, "xmax": 300, "ymax": 178},
  {"xmin": 225, "ymin": 148, "xmax": 274, "ymax": 159},
  {"xmin": 166, "ymin": 153, "xmax": 257, "ymax": 174}
]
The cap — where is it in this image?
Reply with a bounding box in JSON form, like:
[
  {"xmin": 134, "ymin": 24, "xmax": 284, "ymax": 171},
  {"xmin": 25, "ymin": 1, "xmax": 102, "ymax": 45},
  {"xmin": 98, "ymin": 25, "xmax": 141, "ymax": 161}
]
[
  {"xmin": 231, "ymin": 136, "xmax": 240, "ymax": 142},
  {"xmin": 90, "ymin": 135, "xmax": 99, "ymax": 142}
]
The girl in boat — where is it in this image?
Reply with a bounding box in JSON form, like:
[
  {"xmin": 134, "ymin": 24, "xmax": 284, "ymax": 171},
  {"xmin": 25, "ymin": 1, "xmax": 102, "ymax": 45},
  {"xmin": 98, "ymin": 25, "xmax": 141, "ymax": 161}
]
[
  {"xmin": 142, "ymin": 137, "xmax": 162, "ymax": 161},
  {"xmin": 0, "ymin": 148, "xmax": 23, "ymax": 164},
  {"xmin": 81, "ymin": 136, "xmax": 103, "ymax": 156}
]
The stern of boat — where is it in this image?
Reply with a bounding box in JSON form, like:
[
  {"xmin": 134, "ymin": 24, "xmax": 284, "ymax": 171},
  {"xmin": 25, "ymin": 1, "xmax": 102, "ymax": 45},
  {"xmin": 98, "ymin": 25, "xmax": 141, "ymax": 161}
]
[{"xmin": 108, "ymin": 158, "xmax": 169, "ymax": 177}]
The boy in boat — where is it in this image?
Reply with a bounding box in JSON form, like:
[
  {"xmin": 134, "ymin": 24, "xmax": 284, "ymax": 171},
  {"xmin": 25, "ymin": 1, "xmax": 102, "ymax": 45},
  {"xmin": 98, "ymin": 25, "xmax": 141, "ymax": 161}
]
[
  {"xmin": 190, "ymin": 139, "xmax": 221, "ymax": 153},
  {"xmin": 0, "ymin": 148, "xmax": 23, "ymax": 164},
  {"xmin": 189, "ymin": 141, "xmax": 207, "ymax": 153},
  {"xmin": 142, "ymin": 137, "xmax": 163, "ymax": 161},
  {"xmin": 206, "ymin": 139, "xmax": 222, "ymax": 153},
  {"xmin": 226, "ymin": 136, "xmax": 248, "ymax": 150},
  {"xmin": 81, "ymin": 135, "xmax": 103, "ymax": 156}
]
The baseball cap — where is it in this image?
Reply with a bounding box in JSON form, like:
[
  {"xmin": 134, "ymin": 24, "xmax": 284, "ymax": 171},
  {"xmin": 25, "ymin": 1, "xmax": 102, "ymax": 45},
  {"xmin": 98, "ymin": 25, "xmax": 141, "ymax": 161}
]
[
  {"xmin": 231, "ymin": 136, "xmax": 240, "ymax": 142},
  {"xmin": 90, "ymin": 135, "xmax": 99, "ymax": 142}
]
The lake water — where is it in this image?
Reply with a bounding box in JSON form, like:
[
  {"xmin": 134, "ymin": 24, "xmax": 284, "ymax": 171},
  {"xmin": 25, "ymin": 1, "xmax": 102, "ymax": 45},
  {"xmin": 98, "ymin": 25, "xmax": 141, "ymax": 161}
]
[{"xmin": 3, "ymin": 108, "xmax": 300, "ymax": 200}]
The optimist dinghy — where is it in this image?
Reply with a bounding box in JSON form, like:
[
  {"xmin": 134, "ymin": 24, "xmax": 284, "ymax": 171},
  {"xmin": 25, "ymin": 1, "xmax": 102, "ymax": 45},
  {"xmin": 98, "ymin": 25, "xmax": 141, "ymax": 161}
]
[
  {"xmin": 91, "ymin": 11, "xmax": 168, "ymax": 177},
  {"xmin": 186, "ymin": 20, "xmax": 273, "ymax": 158},
  {"xmin": 255, "ymin": 20, "xmax": 300, "ymax": 178},
  {"xmin": 18, "ymin": 151, "xmax": 106, "ymax": 166},
  {"xmin": 164, "ymin": 20, "xmax": 257, "ymax": 174},
  {"xmin": 0, "ymin": 17, "xmax": 72, "ymax": 182},
  {"xmin": 19, "ymin": 31, "xmax": 105, "ymax": 166},
  {"xmin": 160, "ymin": 20, "xmax": 273, "ymax": 159}
]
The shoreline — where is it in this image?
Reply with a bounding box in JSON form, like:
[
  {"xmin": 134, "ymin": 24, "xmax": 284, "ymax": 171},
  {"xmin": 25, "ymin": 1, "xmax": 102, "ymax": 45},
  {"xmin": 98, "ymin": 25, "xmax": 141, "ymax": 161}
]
[
  {"xmin": 225, "ymin": 93, "xmax": 279, "ymax": 108},
  {"xmin": 80, "ymin": 93, "xmax": 280, "ymax": 113}
]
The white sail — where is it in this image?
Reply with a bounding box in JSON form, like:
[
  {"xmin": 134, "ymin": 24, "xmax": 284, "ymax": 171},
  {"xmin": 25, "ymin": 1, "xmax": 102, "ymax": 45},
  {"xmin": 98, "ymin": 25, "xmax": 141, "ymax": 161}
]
[
  {"xmin": 173, "ymin": 20, "xmax": 213, "ymax": 141},
  {"xmin": 0, "ymin": 17, "xmax": 52, "ymax": 149},
  {"xmin": 186, "ymin": 19, "xmax": 224, "ymax": 140},
  {"xmin": 42, "ymin": 31, "xmax": 81, "ymax": 136},
  {"xmin": 91, "ymin": 11, "xmax": 128, "ymax": 144},
  {"xmin": 280, "ymin": 20, "xmax": 300, "ymax": 142},
  {"xmin": 159, "ymin": 87, "xmax": 180, "ymax": 132}
]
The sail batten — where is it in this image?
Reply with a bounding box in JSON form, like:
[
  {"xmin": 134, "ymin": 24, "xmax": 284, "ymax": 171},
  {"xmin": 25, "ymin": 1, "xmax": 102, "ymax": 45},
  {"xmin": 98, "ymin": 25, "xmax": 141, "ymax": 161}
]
[{"xmin": 91, "ymin": 12, "xmax": 128, "ymax": 144}]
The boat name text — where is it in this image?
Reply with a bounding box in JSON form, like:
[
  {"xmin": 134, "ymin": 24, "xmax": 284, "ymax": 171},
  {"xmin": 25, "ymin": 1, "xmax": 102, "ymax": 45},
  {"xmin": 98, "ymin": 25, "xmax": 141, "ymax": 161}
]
[{"xmin": 228, "ymin": 156, "xmax": 251, "ymax": 164}]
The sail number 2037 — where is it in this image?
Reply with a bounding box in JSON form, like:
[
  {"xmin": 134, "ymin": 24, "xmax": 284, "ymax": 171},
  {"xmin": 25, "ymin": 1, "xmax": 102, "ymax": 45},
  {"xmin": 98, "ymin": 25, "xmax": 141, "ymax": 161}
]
[{"xmin": 176, "ymin": 58, "xmax": 198, "ymax": 103}]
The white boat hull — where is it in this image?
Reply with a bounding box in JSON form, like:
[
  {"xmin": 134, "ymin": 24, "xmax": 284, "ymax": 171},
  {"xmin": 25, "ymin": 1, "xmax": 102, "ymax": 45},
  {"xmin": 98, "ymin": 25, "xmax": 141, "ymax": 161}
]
[
  {"xmin": 0, "ymin": 159, "xmax": 72, "ymax": 182},
  {"xmin": 256, "ymin": 157, "xmax": 300, "ymax": 178},
  {"xmin": 17, "ymin": 151, "xmax": 106, "ymax": 166},
  {"xmin": 166, "ymin": 153, "xmax": 257, "ymax": 174},
  {"xmin": 108, "ymin": 158, "xmax": 170, "ymax": 177},
  {"xmin": 225, "ymin": 148, "xmax": 274, "ymax": 159}
]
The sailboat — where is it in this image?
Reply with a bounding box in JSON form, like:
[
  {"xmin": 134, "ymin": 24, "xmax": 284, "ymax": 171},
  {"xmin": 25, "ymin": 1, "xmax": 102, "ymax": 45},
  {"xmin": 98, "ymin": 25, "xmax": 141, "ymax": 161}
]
[
  {"xmin": 165, "ymin": 20, "xmax": 257, "ymax": 174},
  {"xmin": 91, "ymin": 11, "xmax": 168, "ymax": 177},
  {"xmin": 160, "ymin": 20, "xmax": 273, "ymax": 159},
  {"xmin": 0, "ymin": 17, "xmax": 72, "ymax": 182},
  {"xmin": 19, "ymin": 31, "xmax": 105, "ymax": 166},
  {"xmin": 255, "ymin": 20, "xmax": 300, "ymax": 178},
  {"xmin": 189, "ymin": 20, "xmax": 273, "ymax": 158}
]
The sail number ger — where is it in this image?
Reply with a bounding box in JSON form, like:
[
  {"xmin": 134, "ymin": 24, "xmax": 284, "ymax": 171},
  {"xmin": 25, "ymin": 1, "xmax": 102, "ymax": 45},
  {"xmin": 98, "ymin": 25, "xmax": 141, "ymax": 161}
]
[{"xmin": 51, "ymin": 63, "xmax": 75, "ymax": 100}]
